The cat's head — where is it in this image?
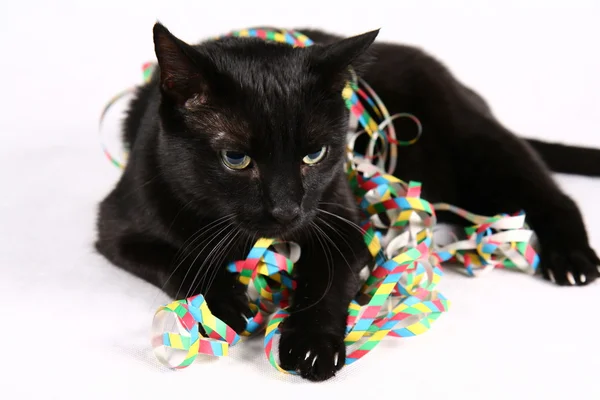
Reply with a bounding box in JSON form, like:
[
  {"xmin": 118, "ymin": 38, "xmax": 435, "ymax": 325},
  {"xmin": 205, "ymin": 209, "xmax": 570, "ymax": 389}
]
[{"xmin": 152, "ymin": 23, "xmax": 378, "ymax": 238}]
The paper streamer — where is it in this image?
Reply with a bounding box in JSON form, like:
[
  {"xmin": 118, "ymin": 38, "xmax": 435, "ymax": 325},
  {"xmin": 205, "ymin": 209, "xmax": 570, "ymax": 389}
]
[
  {"xmin": 151, "ymin": 238, "xmax": 303, "ymax": 370},
  {"xmin": 151, "ymin": 294, "xmax": 239, "ymax": 369},
  {"xmin": 95, "ymin": 27, "xmax": 541, "ymax": 373},
  {"xmin": 431, "ymin": 203, "xmax": 540, "ymax": 277}
]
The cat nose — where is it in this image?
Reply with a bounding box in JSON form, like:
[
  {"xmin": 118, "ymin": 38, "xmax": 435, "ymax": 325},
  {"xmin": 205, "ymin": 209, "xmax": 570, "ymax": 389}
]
[{"xmin": 271, "ymin": 205, "xmax": 300, "ymax": 223}]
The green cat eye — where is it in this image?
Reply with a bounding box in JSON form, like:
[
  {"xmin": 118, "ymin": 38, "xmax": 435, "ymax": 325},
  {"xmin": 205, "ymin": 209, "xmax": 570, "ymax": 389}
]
[
  {"xmin": 221, "ymin": 150, "xmax": 251, "ymax": 170},
  {"xmin": 302, "ymin": 146, "xmax": 327, "ymax": 165}
]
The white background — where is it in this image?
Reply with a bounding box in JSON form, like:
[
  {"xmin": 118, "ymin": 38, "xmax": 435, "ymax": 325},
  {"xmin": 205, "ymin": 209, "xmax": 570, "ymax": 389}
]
[{"xmin": 1, "ymin": 1, "xmax": 599, "ymax": 399}]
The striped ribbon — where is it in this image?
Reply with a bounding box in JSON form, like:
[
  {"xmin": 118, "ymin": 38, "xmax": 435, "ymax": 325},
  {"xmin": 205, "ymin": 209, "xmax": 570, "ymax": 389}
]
[
  {"xmin": 431, "ymin": 203, "xmax": 539, "ymax": 277},
  {"xmin": 151, "ymin": 294, "xmax": 240, "ymax": 369}
]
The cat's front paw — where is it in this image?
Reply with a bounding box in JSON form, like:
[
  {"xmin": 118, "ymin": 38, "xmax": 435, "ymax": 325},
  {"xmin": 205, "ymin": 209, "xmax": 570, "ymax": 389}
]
[
  {"xmin": 278, "ymin": 328, "xmax": 346, "ymax": 382},
  {"xmin": 541, "ymin": 246, "xmax": 600, "ymax": 286},
  {"xmin": 205, "ymin": 292, "xmax": 253, "ymax": 334}
]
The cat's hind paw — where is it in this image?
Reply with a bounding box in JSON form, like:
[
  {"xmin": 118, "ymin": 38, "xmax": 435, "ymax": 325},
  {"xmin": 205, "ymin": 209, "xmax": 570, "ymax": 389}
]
[{"xmin": 541, "ymin": 246, "xmax": 600, "ymax": 286}]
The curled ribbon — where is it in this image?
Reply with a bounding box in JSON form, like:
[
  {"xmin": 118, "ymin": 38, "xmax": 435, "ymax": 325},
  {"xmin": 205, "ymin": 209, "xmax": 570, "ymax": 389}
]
[
  {"xmin": 151, "ymin": 238, "xmax": 301, "ymax": 369},
  {"xmin": 151, "ymin": 294, "xmax": 239, "ymax": 369},
  {"xmin": 431, "ymin": 203, "xmax": 540, "ymax": 277},
  {"xmin": 339, "ymin": 161, "xmax": 449, "ymax": 364}
]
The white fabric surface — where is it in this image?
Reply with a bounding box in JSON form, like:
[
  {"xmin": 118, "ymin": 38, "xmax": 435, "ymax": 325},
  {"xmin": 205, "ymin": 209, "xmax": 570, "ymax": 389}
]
[{"xmin": 1, "ymin": 1, "xmax": 599, "ymax": 399}]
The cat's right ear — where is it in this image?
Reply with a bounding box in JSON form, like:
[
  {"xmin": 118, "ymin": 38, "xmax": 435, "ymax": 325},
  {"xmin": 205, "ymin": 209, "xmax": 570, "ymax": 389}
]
[
  {"xmin": 308, "ymin": 29, "xmax": 380, "ymax": 93},
  {"xmin": 153, "ymin": 22, "xmax": 209, "ymax": 106}
]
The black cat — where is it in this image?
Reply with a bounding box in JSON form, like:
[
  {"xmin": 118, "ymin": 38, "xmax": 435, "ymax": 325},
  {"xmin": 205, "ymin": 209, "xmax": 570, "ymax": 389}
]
[{"xmin": 95, "ymin": 23, "xmax": 600, "ymax": 381}]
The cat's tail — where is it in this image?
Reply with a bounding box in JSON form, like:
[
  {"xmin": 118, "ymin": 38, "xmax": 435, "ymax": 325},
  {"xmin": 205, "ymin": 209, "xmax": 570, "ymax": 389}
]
[{"xmin": 526, "ymin": 139, "xmax": 600, "ymax": 177}]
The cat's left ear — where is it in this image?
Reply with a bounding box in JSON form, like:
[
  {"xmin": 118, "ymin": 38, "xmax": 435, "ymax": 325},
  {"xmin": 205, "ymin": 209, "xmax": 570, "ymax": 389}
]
[
  {"xmin": 309, "ymin": 29, "xmax": 380, "ymax": 90},
  {"xmin": 153, "ymin": 22, "xmax": 212, "ymax": 106}
]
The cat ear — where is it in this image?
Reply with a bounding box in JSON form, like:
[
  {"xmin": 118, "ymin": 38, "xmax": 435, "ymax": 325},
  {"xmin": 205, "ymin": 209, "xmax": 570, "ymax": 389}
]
[
  {"xmin": 310, "ymin": 29, "xmax": 380, "ymax": 90},
  {"xmin": 153, "ymin": 22, "xmax": 209, "ymax": 106}
]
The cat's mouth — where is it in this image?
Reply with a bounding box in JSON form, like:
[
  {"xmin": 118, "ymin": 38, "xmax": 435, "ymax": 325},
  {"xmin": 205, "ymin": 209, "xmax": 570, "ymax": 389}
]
[
  {"xmin": 240, "ymin": 212, "xmax": 314, "ymax": 240},
  {"xmin": 252, "ymin": 220, "xmax": 305, "ymax": 239}
]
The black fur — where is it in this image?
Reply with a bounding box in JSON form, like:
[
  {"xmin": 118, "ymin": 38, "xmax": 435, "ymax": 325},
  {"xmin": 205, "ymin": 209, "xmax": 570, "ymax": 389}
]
[{"xmin": 95, "ymin": 23, "xmax": 600, "ymax": 381}]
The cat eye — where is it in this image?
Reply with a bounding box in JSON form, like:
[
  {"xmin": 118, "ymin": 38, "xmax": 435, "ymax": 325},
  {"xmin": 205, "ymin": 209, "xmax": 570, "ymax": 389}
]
[
  {"xmin": 302, "ymin": 146, "xmax": 327, "ymax": 165},
  {"xmin": 221, "ymin": 150, "xmax": 252, "ymax": 170}
]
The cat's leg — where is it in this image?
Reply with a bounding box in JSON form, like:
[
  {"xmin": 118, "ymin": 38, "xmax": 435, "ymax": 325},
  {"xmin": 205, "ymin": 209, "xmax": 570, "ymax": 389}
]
[
  {"xmin": 95, "ymin": 231, "xmax": 252, "ymax": 333},
  {"xmin": 448, "ymin": 111, "xmax": 600, "ymax": 286},
  {"xmin": 278, "ymin": 204, "xmax": 371, "ymax": 381},
  {"xmin": 95, "ymin": 232, "xmax": 176, "ymax": 289},
  {"xmin": 376, "ymin": 49, "xmax": 600, "ymax": 286}
]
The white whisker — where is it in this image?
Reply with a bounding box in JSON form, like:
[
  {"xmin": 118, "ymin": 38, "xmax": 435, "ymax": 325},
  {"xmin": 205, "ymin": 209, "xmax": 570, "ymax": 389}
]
[
  {"xmin": 186, "ymin": 223, "xmax": 239, "ymax": 298},
  {"xmin": 175, "ymin": 221, "xmax": 234, "ymax": 299},
  {"xmin": 319, "ymin": 201, "xmax": 360, "ymax": 213},
  {"xmin": 315, "ymin": 216, "xmax": 359, "ymax": 284},
  {"xmin": 317, "ymin": 208, "xmax": 385, "ymax": 260},
  {"xmin": 151, "ymin": 213, "xmax": 235, "ymax": 306},
  {"xmin": 201, "ymin": 226, "xmax": 244, "ymax": 296}
]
